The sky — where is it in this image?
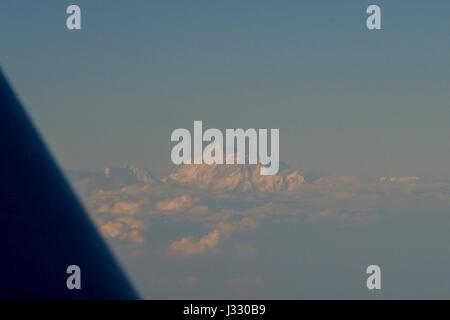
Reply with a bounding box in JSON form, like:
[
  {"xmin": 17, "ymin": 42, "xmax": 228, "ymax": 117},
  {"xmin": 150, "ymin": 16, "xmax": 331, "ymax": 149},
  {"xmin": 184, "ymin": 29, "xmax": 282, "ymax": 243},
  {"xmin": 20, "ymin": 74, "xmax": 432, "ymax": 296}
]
[
  {"xmin": 1, "ymin": 1, "xmax": 450, "ymax": 299},
  {"xmin": 0, "ymin": 1, "xmax": 449, "ymax": 179}
]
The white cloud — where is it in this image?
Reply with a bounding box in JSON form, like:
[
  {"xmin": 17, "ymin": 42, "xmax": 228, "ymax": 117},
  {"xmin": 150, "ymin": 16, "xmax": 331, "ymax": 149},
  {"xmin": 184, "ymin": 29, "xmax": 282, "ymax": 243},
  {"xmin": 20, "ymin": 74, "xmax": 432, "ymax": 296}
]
[
  {"xmin": 155, "ymin": 195, "xmax": 207, "ymax": 214},
  {"xmin": 169, "ymin": 217, "xmax": 260, "ymax": 257},
  {"xmin": 170, "ymin": 229, "xmax": 221, "ymax": 256},
  {"xmin": 99, "ymin": 216, "xmax": 147, "ymax": 244}
]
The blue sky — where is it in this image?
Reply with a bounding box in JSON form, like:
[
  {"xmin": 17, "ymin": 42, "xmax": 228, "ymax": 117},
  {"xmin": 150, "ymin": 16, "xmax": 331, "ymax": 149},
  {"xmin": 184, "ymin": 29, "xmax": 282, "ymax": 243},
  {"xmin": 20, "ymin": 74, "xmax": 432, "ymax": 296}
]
[{"xmin": 1, "ymin": 1, "xmax": 449, "ymax": 179}]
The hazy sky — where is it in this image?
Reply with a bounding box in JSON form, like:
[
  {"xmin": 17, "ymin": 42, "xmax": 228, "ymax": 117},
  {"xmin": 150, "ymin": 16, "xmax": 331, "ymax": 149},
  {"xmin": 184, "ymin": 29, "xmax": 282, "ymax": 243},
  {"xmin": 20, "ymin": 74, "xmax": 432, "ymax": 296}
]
[{"xmin": 1, "ymin": 1, "xmax": 449, "ymax": 179}]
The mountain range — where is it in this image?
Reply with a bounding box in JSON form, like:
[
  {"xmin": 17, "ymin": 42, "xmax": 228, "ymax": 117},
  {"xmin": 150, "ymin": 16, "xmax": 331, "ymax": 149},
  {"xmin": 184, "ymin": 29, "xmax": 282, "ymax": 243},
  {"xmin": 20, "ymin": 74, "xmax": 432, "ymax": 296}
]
[{"xmin": 68, "ymin": 162, "xmax": 306, "ymax": 193}]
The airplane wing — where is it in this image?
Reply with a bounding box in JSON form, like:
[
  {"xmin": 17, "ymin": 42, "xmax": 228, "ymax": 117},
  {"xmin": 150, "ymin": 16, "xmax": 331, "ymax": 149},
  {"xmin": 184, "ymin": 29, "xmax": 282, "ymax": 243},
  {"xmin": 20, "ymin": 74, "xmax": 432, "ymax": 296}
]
[{"xmin": 0, "ymin": 68, "xmax": 139, "ymax": 299}]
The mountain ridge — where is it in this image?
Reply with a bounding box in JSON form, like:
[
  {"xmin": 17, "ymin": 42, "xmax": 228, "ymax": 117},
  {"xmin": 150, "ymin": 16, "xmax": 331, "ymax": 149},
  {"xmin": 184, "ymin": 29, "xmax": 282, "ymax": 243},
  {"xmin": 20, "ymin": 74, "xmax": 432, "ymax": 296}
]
[{"xmin": 69, "ymin": 162, "xmax": 306, "ymax": 193}]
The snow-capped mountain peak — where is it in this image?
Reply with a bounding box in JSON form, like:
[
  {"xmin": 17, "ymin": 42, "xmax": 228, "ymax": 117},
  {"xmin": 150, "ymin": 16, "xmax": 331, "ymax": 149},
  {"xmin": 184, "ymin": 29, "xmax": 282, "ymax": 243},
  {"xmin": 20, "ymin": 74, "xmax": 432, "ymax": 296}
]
[{"xmin": 165, "ymin": 162, "xmax": 305, "ymax": 192}]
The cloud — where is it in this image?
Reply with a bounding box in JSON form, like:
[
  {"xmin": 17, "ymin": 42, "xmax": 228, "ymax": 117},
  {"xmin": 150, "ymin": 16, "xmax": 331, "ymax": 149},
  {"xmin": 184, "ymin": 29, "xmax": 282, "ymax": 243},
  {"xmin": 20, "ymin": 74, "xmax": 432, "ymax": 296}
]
[
  {"xmin": 99, "ymin": 216, "xmax": 147, "ymax": 244},
  {"xmin": 379, "ymin": 176, "xmax": 420, "ymax": 183},
  {"xmin": 72, "ymin": 166, "xmax": 450, "ymax": 254},
  {"xmin": 68, "ymin": 165, "xmax": 450, "ymax": 298},
  {"xmin": 170, "ymin": 229, "xmax": 221, "ymax": 256},
  {"xmin": 156, "ymin": 195, "xmax": 194, "ymax": 211},
  {"xmin": 112, "ymin": 201, "xmax": 141, "ymax": 214},
  {"xmin": 100, "ymin": 221, "xmax": 122, "ymax": 238},
  {"xmin": 127, "ymin": 230, "xmax": 145, "ymax": 244},
  {"xmin": 169, "ymin": 217, "xmax": 260, "ymax": 257},
  {"xmin": 155, "ymin": 195, "xmax": 208, "ymax": 214},
  {"xmin": 96, "ymin": 201, "xmax": 141, "ymax": 215}
]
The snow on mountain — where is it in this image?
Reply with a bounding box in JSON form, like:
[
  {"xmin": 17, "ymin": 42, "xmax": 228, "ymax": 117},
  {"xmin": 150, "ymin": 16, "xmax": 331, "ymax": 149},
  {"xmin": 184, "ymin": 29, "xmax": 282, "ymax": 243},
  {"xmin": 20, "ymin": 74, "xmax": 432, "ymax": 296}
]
[
  {"xmin": 70, "ymin": 161, "xmax": 306, "ymax": 194},
  {"xmin": 165, "ymin": 162, "xmax": 306, "ymax": 192}
]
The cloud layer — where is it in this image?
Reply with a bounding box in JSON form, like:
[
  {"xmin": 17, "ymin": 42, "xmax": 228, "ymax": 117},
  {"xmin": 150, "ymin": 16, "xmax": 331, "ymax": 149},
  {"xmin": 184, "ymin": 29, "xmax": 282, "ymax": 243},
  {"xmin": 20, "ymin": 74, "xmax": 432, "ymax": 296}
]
[{"xmin": 70, "ymin": 164, "xmax": 450, "ymax": 257}]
